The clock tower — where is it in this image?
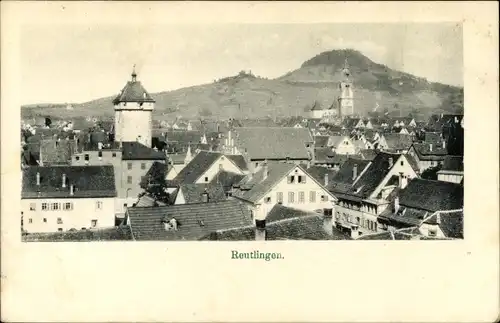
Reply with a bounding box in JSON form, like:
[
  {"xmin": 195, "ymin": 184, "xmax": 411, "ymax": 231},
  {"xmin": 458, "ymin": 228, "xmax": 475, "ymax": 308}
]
[{"xmin": 339, "ymin": 58, "xmax": 354, "ymax": 118}]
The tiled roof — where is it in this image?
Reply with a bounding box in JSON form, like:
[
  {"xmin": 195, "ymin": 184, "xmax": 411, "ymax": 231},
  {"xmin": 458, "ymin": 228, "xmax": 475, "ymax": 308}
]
[
  {"xmin": 237, "ymin": 118, "xmax": 280, "ymax": 128},
  {"xmin": 225, "ymin": 154, "xmax": 248, "ymax": 171},
  {"xmin": 172, "ymin": 151, "xmax": 222, "ymax": 184},
  {"xmin": 135, "ymin": 194, "xmax": 167, "ymax": 207},
  {"xmin": 39, "ymin": 139, "xmax": 76, "ymax": 165},
  {"xmin": 209, "ymin": 171, "xmax": 246, "ymax": 192},
  {"xmin": 233, "ymin": 127, "xmax": 313, "ymax": 160},
  {"xmin": 121, "ymin": 141, "xmax": 166, "ymax": 160},
  {"xmin": 168, "ymin": 153, "xmax": 187, "ymax": 165},
  {"xmin": 112, "ymin": 79, "xmax": 155, "ymax": 104},
  {"xmin": 439, "ymin": 155, "xmax": 464, "ymax": 172},
  {"xmin": 178, "ymin": 184, "xmax": 227, "ymax": 204},
  {"xmin": 382, "ymin": 133, "xmax": 414, "ymax": 151},
  {"xmin": 357, "ymin": 227, "xmax": 421, "ymax": 240},
  {"xmin": 424, "ymin": 210, "xmax": 463, "ymax": 239},
  {"xmin": 127, "ymin": 200, "xmax": 252, "ymax": 241},
  {"xmin": 22, "ymin": 165, "xmax": 116, "ymax": 199},
  {"xmin": 329, "ymin": 158, "xmax": 371, "ymax": 191},
  {"xmin": 202, "ymin": 214, "xmax": 351, "ymax": 241},
  {"xmin": 378, "ymin": 207, "xmax": 429, "ymax": 228},
  {"xmin": 398, "ymin": 179, "xmax": 463, "ymax": 212},
  {"xmin": 359, "ymin": 149, "xmax": 377, "ymax": 161},
  {"xmin": 303, "ymin": 165, "xmax": 337, "ymax": 187},
  {"xmin": 411, "ymin": 143, "xmax": 448, "ymax": 161},
  {"xmin": 232, "ymin": 161, "xmax": 296, "ymax": 203},
  {"xmin": 165, "ymin": 131, "xmax": 204, "ymax": 144},
  {"xmin": 314, "ymin": 135, "xmax": 330, "ymax": 148},
  {"xmin": 266, "ymin": 204, "xmax": 315, "ymax": 223},
  {"xmin": 22, "ymin": 226, "xmax": 133, "ymax": 242},
  {"xmin": 424, "ymin": 132, "xmax": 443, "ymax": 144}
]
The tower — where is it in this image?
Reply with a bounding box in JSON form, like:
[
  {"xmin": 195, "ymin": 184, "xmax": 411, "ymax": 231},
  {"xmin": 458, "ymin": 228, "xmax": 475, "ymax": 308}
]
[
  {"xmin": 339, "ymin": 58, "xmax": 354, "ymax": 117},
  {"xmin": 113, "ymin": 65, "xmax": 155, "ymax": 147}
]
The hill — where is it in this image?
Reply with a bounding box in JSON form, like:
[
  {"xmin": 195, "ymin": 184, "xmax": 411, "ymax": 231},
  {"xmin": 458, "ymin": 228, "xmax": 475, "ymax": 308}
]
[{"xmin": 21, "ymin": 49, "xmax": 463, "ymax": 121}]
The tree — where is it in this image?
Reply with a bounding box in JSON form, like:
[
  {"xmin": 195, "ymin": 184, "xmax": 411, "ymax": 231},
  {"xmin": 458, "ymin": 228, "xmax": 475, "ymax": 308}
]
[
  {"xmin": 421, "ymin": 163, "xmax": 442, "ymax": 180},
  {"xmin": 199, "ymin": 107, "xmax": 213, "ymax": 117},
  {"xmin": 45, "ymin": 117, "xmax": 52, "ymax": 128},
  {"xmin": 140, "ymin": 173, "xmax": 172, "ymax": 205}
]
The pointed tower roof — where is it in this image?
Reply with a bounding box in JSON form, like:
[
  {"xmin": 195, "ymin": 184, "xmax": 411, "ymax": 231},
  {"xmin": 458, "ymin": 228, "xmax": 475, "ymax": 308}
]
[
  {"xmin": 342, "ymin": 58, "xmax": 351, "ymax": 78},
  {"xmin": 113, "ymin": 65, "xmax": 155, "ymax": 105}
]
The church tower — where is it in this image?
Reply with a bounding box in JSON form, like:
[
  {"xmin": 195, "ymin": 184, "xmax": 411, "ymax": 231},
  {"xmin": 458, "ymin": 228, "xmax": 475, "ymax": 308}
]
[
  {"xmin": 338, "ymin": 58, "xmax": 354, "ymax": 117},
  {"xmin": 113, "ymin": 66, "xmax": 155, "ymax": 147}
]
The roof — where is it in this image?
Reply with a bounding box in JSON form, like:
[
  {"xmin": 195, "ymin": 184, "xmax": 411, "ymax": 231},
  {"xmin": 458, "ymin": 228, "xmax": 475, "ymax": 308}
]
[
  {"xmin": 39, "ymin": 139, "xmax": 76, "ymax": 165},
  {"xmin": 424, "ymin": 210, "xmax": 463, "ymax": 239},
  {"xmin": 398, "ymin": 179, "xmax": 463, "ymax": 212},
  {"xmin": 112, "ymin": 77, "xmax": 155, "ymax": 104},
  {"xmin": 135, "ymin": 194, "xmax": 167, "ymax": 207},
  {"xmin": 127, "ymin": 200, "xmax": 252, "ymax": 241},
  {"xmin": 178, "ymin": 184, "xmax": 227, "ymax": 204},
  {"xmin": 165, "ymin": 131, "xmax": 204, "ymax": 144},
  {"xmin": 266, "ymin": 204, "xmax": 315, "ymax": 223},
  {"xmin": 141, "ymin": 161, "xmax": 168, "ymax": 187},
  {"xmin": 121, "ymin": 141, "xmax": 166, "ymax": 160},
  {"xmin": 22, "ymin": 226, "xmax": 133, "ymax": 242},
  {"xmin": 329, "ymin": 158, "xmax": 371, "ymax": 192},
  {"xmin": 378, "ymin": 206, "xmax": 429, "ymax": 228},
  {"xmin": 233, "ymin": 127, "xmax": 313, "ymax": 160},
  {"xmin": 357, "ymin": 227, "xmax": 422, "ymax": 240},
  {"xmin": 382, "ymin": 133, "xmax": 414, "ymax": 151},
  {"xmin": 232, "ymin": 161, "xmax": 296, "ymax": 203},
  {"xmin": 303, "ymin": 165, "xmax": 337, "ymax": 187},
  {"xmin": 440, "ymin": 155, "xmax": 464, "ymax": 172},
  {"xmin": 424, "ymin": 132, "xmax": 443, "ymax": 144},
  {"xmin": 225, "ymin": 154, "xmax": 248, "ymax": 171},
  {"xmin": 22, "ymin": 165, "xmax": 116, "ymax": 199},
  {"xmin": 411, "ymin": 143, "xmax": 448, "ymax": 160},
  {"xmin": 209, "ymin": 171, "xmax": 246, "ymax": 192},
  {"xmin": 172, "ymin": 151, "xmax": 222, "ymax": 184},
  {"xmin": 314, "ymin": 135, "xmax": 330, "ymax": 148},
  {"xmin": 359, "ymin": 149, "xmax": 377, "ymax": 161},
  {"xmin": 202, "ymin": 214, "xmax": 351, "ymax": 240}
]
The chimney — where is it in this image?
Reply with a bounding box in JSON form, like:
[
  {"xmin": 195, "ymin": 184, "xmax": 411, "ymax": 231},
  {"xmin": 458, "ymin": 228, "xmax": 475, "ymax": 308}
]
[
  {"xmin": 255, "ymin": 219, "xmax": 266, "ymax": 241},
  {"xmin": 436, "ymin": 213, "xmax": 441, "ymax": 224},
  {"xmin": 350, "ymin": 225, "xmax": 360, "ymax": 239},
  {"xmin": 442, "ymin": 140, "xmax": 446, "ymax": 149},
  {"xmin": 323, "ymin": 211, "xmax": 333, "ymax": 236},
  {"xmin": 70, "ymin": 184, "xmax": 74, "ymax": 196},
  {"xmin": 201, "ymin": 189, "xmax": 209, "ymax": 203},
  {"xmin": 36, "ymin": 172, "xmax": 41, "ymax": 186},
  {"xmin": 352, "ymin": 164, "xmax": 358, "ymax": 181},
  {"xmin": 393, "ymin": 196, "xmax": 400, "ymax": 213},
  {"xmin": 62, "ymin": 173, "xmax": 67, "ymax": 188},
  {"xmin": 429, "ymin": 143, "xmax": 433, "ymax": 152},
  {"xmin": 324, "ymin": 173, "xmax": 329, "ymax": 186},
  {"xmin": 262, "ymin": 161, "xmax": 269, "ymax": 181},
  {"xmin": 98, "ymin": 142, "xmax": 103, "ymax": 150},
  {"xmin": 388, "ymin": 157, "xmax": 393, "ymax": 169}
]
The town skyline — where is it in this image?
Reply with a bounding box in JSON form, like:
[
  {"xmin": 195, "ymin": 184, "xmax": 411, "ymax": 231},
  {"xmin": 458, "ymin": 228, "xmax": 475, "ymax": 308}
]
[{"xmin": 21, "ymin": 23, "xmax": 463, "ymax": 105}]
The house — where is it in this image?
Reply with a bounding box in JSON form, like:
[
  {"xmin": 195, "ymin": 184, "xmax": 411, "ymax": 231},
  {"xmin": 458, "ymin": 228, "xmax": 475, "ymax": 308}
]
[
  {"xmin": 378, "ymin": 133, "xmax": 414, "ymax": 153},
  {"xmin": 437, "ymin": 155, "xmax": 464, "ymax": 184},
  {"xmin": 202, "ymin": 206, "xmax": 351, "ymax": 241},
  {"xmin": 71, "ymin": 141, "xmax": 166, "ymax": 213},
  {"xmin": 313, "ymin": 148, "xmax": 354, "ymax": 170},
  {"xmin": 22, "ymin": 226, "xmax": 133, "ymax": 242},
  {"xmin": 223, "ymin": 127, "xmax": 314, "ymax": 173},
  {"xmin": 170, "ymin": 151, "xmax": 246, "ymax": 185},
  {"xmin": 329, "ymin": 135, "xmax": 357, "ymax": 155},
  {"xmin": 309, "ymin": 101, "xmax": 337, "ymax": 119},
  {"xmin": 209, "ymin": 170, "xmax": 247, "ymax": 196},
  {"xmin": 124, "ymin": 200, "xmax": 253, "ymax": 241},
  {"xmin": 21, "ymin": 166, "xmax": 116, "ymax": 233},
  {"xmin": 314, "ymin": 135, "xmax": 330, "ymax": 148},
  {"xmin": 165, "ymin": 153, "xmax": 187, "ymax": 180},
  {"xmin": 408, "ymin": 142, "xmax": 448, "ymax": 172},
  {"xmin": 393, "ymin": 117, "xmax": 417, "ymax": 128},
  {"xmin": 329, "ymin": 152, "xmax": 420, "ymax": 237},
  {"xmin": 38, "ymin": 139, "xmax": 77, "ymax": 166},
  {"xmin": 172, "ymin": 184, "xmax": 227, "ymax": 205},
  {"xmin": 419, "ymin": 209, "xmax": 463, "ymax": 239},
  {"xmin": 302, "ymin": 165, "xmax": 337, "ymax": 187},
  {"xmin": 377, "ymin": 179, "xmax": 463, "ymax": 238},
  {"xmin": 232, "ymin": 161, "xmax": 337, "ymax": 222}
]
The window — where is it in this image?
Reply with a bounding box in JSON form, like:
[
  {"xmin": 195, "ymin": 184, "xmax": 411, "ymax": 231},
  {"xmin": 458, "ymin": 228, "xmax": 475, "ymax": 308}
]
[
  {"xmin": 30, "ymin": 203, "xmax": 36, "ymax": 211},
  {"xmin": 91, "ymin": 220, "xmax": 98, "ymax": 227},
  {"xmin": 84, "ymin": 154, "xmax": 89, "ymax": 161},
  {"xmin": 277, "ymin": 192, "xmax": 283, "ymax": 204},
  {"xmin": 127, "ymin": 162, "xmax": 132, "ymax": 170},
  {"xmin": 428, "ymin": 228, "xmax": 437, "ymax": 237},
  {"xmin": 400, "ymin": 160, "xmax": 404, "ymax": 166},
  {"xmin": 96, "ymin": 201, "xmax": 103, "ymax": 210},
  {"xmin": 141, "ymin": 163, "xmax": 146, "ymax": 170},
  {"xmin": 309, "ymin": 191, "xmax": 316, "ymax": 203},
  {"xmin": 323, "ymin": 208, "xmax": 333, "ymax": 216},
  {"xmin": 127, "ymin": 176, "xmax": 132, "ymax": 184},
  {"xmin": 288, "ymin": 192, "xmax": 295, "ymax": 203},
  {"xmin": 297, "ymin": 175, "xmax": 303, "ymax": 183},
  {"xmin": 43, "ymin": 218, "xmax": 47, "ymax": 223},
  {"xmin": 112, "ymin": 152, "xmax": 117, "ymax": 157},
  {"xmin": 51, "ymin": 203, "xmax": 60, "ymax": 211},
  {"xmin": 204, "ymin": 177, "xmax": 209, "ymax": 182},
  {"xmin": 63, "ymin": 202, "xmax": 73, "ymax": 210},
  {"xmin": 29, "ymin": 218, "xmax": 33, "ymax": 224},
  {"xmin": 255, "ymin": 162, "xmax": 259, "ymax": 168},
  {"xmin": 298, "ymin": 191, "xmax": 305, "ymax": 203},
  {"xmin": 288, "ymin": 175, "xmax": 295, "ymax": 184},
  {"xmin": 356, "ymin": 217, "xmax": 360, "ymax": 225},
  {"xmin": 42, "ymin": 203, "xmax": 48, "ymax": 211},
  {"xmin": 335, "ymin": 212, "xmax": 340, "ymax": 219},
  {"xmin": 98, "ymin": 151, "xmax": 103, "ymax": 157},
  {"xmin": 57, "ymin": 218, "xmax": 63, "ymax": 224},
  {"xmin": 75, "ymin": 156, "xmax": 80, "ymax": 161},
  {"xmin": 58, "ymin": 228, "xmax": 63, "ymax": 232},
  {"xmin": 264, "ymin": 197, "xmax": 271, "ymax": 204},
  {"xmin": 320, "ymin": 195, "xmax": 328, "ymax": 202}
]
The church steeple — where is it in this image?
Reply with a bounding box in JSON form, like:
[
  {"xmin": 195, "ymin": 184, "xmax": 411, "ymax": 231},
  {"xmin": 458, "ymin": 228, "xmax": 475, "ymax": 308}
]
[
  {"xmin": 131, "ymin": 64, "xmax": 137, "ymax": 82},
  {"xmin": 342, "ymin": 58, "xmax": 350, "ymax": 78}
]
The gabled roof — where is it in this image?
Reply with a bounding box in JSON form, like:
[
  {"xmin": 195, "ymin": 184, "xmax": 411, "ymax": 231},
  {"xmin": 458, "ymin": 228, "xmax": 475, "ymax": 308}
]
[
  {"xmin": 165, "ymin": 131, "xmax": 203, "ymax": 144},
  {"xmin": 382, "ymin": 133, "xmax": 414, "ymax": 151},
  {"xmin": 135, "ymin": 194, "xmax": 167, "ymax": 207},
  {"xmin": 266, "ymin": 204, "xmax": 315, "ymax": 223},
  {"xmin": 209, "ymin": 171, "xmax": 246, "ymax": 192},
  {"xmin": 359, "ymin": 149, "xmax": 378, "ymax": 161},
  {"xmin": 39, "ymin": 139, "xmax": 76, "ymax": 165},
  {"xmin": 304, "ymin": 165, "xmax": 337, "ymax": 187},
  {"xmin": 225, "ymin": 154, "xmax": 248, "ymax": 171},
  {"xmin": 112, "ymin": 76, "xmax": 155, "ymax": 104},
  {"xmin": 178, "ymin": 184, "xmax": 227, "ymax": 204},
  {"xmin": 398, "ymin": 179, "xmax": 463, "ymax": 212},
  {"xmin": 410, "ymin": 143, "xmax": 448, "ymax": 161},
  {"xmin": 424, "ymin": 210, "xmax": 463, "ymax": 239},
  {"xmin": 201, "ymin": 214, "xmax": 351, "ymax": 240},
  {"xmin": 126, "ymin": 200, "xmax": 252, "ymax": 241},
  {"xmin": 233, "ymin": 127, "xmax": 313, "ymax": 160},
  {"xmin": 121, "ymin": 141, "xmax": 166, "ymax": 160},
  {"xmin": 329, "ymin": 158, "xmax": 371, "ymax": 191},
  {"xmin": 172, "ymin": 151, "xmax": 222, "ymax": 184},
  {"xmin": 22, "ymin": 165, "xmax": 116, "ymax": 199}
]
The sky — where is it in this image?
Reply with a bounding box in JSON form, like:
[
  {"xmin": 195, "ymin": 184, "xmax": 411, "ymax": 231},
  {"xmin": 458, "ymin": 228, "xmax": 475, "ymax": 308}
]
[{"xmin": 20, "ymin": 23, "xmax": 463, "ymax": 105}]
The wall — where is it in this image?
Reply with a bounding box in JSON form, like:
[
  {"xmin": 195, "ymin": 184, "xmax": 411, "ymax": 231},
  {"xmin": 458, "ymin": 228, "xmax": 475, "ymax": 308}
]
[
  {"xmin": 437, "ymin": 172, "xmax": 464, "ymax": 184},
  {"xmin": 166, "ymin": 163, "xmax": 186, "ymax": 180},
  {"xmin": 114, "ymin": 103, "xmax": 154, "ymax": 147},
  {"xmin": 251, "ymin": 166, "xmax": 336, "ymax": 221},
  {"xmin": 419, "ymin": 223, "xmax": 445, "ymax": 238},
  {"xmin": 174, "ymin": 189, "xmax": 186, "ymax": 205},
  {"xmin": 370, "ymin": 155, "xmax": 419, "ymax": 199},
  {"xmin": 334, "ymin": 137, "xmax": 357, "ymax": 155},
  {"xmin": 195, "ymin": 155, "xmax": 245, "ymax": 184},
  {"xmin": 120, "ymin": 160, "xmax": 165, "ymax": 200},
  {"xmin": 22, "ymin": 197, "xmax": 115, "ymax": 233}
]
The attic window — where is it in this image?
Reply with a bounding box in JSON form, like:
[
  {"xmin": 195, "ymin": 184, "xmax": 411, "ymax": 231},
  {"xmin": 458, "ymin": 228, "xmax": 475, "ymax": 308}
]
[
  {"xmin": 198, "ymin": 220, "xmax": 205, "ymax": 227},
  {"xmin": 264, "ymin": 197, "xmax": 271, "ymax": 204}
]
